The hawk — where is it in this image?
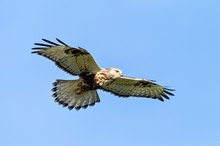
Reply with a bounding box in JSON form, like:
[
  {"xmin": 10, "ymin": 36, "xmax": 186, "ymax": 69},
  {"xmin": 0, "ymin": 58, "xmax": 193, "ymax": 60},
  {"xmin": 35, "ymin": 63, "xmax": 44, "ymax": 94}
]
[{"xmin": 32, "ymin": 38, "xmax": 174, "ymax": 110}]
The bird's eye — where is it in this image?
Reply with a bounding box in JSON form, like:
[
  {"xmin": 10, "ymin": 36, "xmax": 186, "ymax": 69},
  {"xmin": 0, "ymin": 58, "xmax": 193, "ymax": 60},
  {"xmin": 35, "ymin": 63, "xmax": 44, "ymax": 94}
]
[{"xmin": 115, "ymin": 70, "xmax": 119, "ymax": 72}]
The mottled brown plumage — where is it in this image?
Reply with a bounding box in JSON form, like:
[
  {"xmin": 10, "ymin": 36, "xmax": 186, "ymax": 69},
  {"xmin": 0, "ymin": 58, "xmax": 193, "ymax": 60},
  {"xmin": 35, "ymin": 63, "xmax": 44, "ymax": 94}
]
[{"xmin": 32, "ymin": 39, "xmax": 174, "ymax": 110}]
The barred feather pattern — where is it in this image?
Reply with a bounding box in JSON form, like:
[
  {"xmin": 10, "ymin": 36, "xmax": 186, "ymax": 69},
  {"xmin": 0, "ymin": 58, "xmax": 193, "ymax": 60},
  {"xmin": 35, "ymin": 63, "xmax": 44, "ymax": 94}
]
[{"xmin": 52, "ymin": 79, "xmax": 100, "ymax": 110}]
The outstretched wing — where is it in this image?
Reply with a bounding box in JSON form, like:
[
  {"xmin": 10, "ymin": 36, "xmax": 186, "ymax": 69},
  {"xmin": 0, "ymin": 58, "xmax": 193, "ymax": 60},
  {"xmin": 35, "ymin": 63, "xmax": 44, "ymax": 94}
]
[
  {"xmin": 101, "ymin": 76, "xmax": 174, "ymax": 101},
  {"xmin": 32, "ymin": 38, "xmax": 101, "ymax": 75}
]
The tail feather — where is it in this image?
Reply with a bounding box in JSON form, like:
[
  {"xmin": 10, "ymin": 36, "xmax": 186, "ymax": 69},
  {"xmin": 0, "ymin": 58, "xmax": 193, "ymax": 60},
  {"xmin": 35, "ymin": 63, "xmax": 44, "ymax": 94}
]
[{"xmin": 52, "ymin": 79, "xmax": 100, "ymax": 110}]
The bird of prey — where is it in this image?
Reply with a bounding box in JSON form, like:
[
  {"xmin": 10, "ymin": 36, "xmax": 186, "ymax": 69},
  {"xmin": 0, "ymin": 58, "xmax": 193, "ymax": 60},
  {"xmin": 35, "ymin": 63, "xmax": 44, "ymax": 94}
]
[{"xmin": 32, "ymin": 38, "xmax": 174, "ymax": 110}]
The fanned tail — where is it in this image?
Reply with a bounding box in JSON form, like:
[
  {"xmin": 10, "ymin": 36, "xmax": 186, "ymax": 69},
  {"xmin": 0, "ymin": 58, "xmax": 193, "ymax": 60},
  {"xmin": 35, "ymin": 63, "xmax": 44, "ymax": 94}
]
[{"xmin": 52, "ymin": 79, "xmax": 100, "ymax": 110}]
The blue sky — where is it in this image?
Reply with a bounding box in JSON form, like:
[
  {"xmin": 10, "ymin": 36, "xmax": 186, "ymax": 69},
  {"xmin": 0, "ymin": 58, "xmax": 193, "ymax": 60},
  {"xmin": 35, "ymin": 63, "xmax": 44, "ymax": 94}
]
[{"xmin": 1, "ymin": 0, "xmax": 220, "ymax": 146}]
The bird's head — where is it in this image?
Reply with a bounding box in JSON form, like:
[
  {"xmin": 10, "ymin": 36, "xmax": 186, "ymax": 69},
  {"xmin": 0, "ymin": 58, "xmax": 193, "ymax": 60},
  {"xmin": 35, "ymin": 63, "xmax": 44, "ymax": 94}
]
[{"xmin": 107, "ymin": 67, "xmax": 123, "ymax": 79}]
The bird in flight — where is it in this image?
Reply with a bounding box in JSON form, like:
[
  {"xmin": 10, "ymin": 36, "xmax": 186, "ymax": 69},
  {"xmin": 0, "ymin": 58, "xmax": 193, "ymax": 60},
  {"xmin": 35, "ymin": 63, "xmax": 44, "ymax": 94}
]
[{"xmin": 32, "ymin": 38, "xmax": 174, "ymax": 110}]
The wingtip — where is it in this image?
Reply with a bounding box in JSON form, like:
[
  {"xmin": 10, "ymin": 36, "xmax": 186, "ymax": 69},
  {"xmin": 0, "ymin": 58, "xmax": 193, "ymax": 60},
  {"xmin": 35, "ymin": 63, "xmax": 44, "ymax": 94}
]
[
  {"xmin": 165, "ymin": 87, "xmax": 175, "ymax": 91},
  {"xmin": 163, "ymin": 87, "xmax": 175, "ymax": 96},
  {"xmin": 32, "ymin": 47, "xmax": 43, "ymax": 50},
  {"xmin": 31, "ymin": 51, "xmax": 39, "ymax": 54},
  {"xmin": 161, "ymin": 93, "xmax": 170, "ymax": 100},
  {"xmin": 34, "ymin": 43, "xmax": 52, "ymax": 47},
  {"xmin": 56, "ymin": 38, "xmax": 68, "ymax": 46},
  {"xmin": 158, "ymin": 97, "xmax": 164, "ymax": 102},
  {"xmin": 34, "ymin": 43, "xmax": 39, "ymax": 45},
  {"xmin": 42, "ymin": 38, "xmax": 60, "ymax": 46},
  {"xmin": 164, "ymin": 90, "xmax": 175, "ymax": 96}
]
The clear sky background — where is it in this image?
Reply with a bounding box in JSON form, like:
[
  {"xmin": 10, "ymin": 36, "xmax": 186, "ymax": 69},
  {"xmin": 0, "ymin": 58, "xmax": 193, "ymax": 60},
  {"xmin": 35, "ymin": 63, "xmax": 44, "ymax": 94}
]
[{"xmin": 1, "ymin": 0, "xmax": 220, "ymax": 146}]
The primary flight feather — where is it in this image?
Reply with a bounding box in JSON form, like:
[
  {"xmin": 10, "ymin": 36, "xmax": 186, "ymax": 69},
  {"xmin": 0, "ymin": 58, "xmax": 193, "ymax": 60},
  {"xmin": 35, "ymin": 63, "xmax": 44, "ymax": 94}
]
[{"xmin": 32, "ymin": 38, "xmax": 174, "ymax": 110}]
